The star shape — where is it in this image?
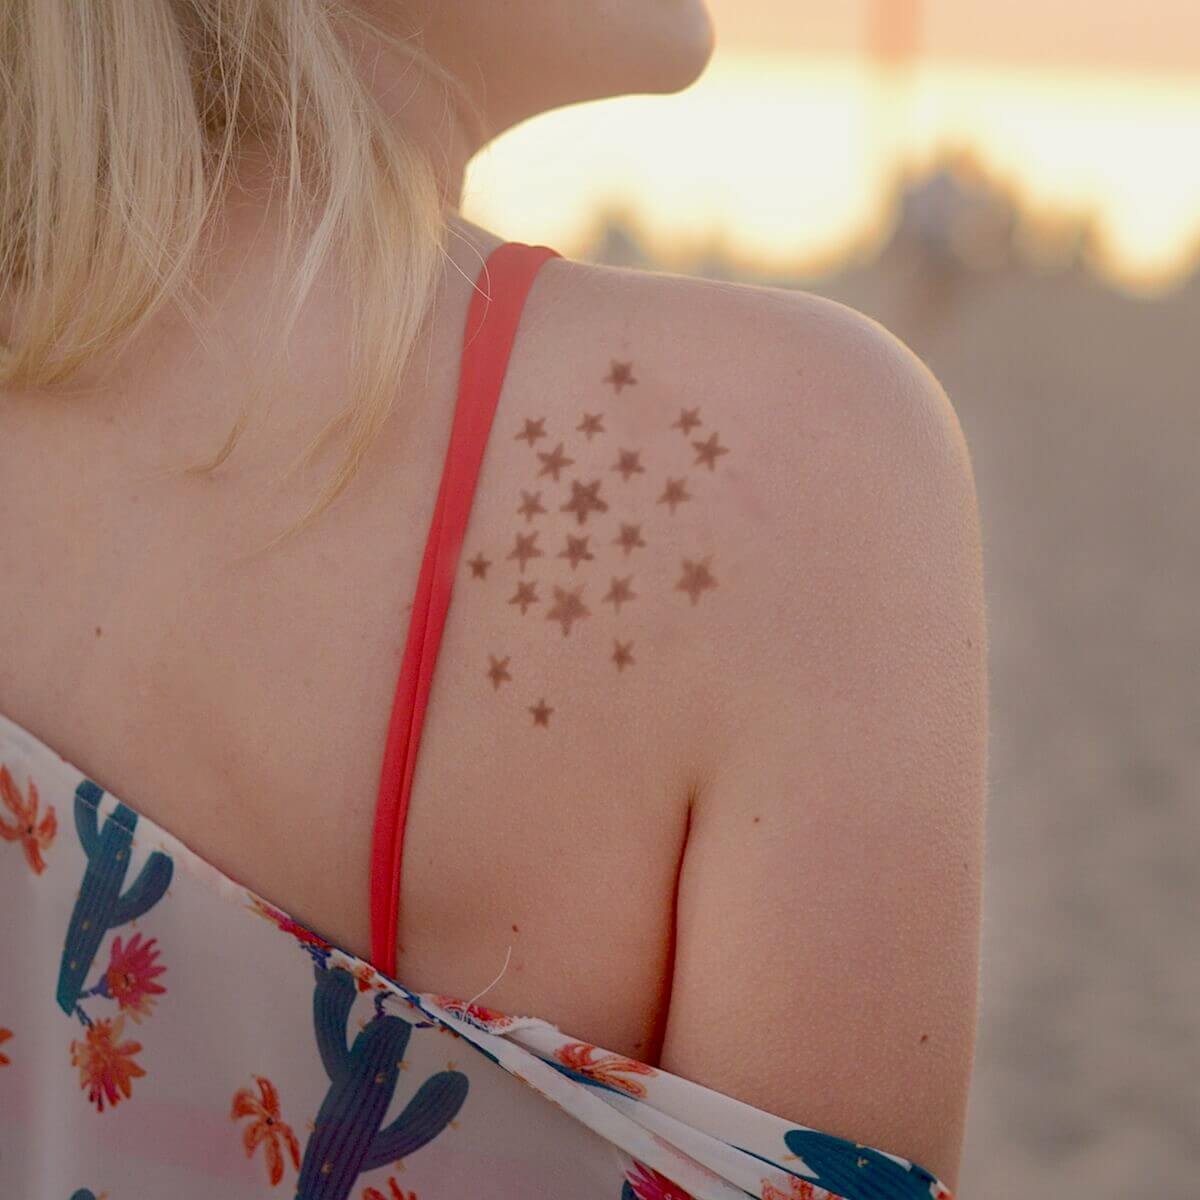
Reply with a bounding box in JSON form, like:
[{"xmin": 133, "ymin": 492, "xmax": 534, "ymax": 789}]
[
  {"xmin": 603, "ymin": 360, "xmax": 637, "ymax": 394},
  {"xmin": 611, "ymin": 448, "xmax": 645, "ymax": 482},
  {"xmin": 517, "ymin": 489, "xmax": 546, "ymax": 522},
  {"xmin": 676, "ymin": 556, "xmax": 717, "ymax": 605},
  {"xmin": 515, "ymin": 417, "xmax": 547, "ymax": 446},
  {"xmin": 560, "ymin": 478, "xmax": 609, "ymax": 525},
  {"xmin": 467, "ymin": 552, "xmax": 491, "ymax": 579},
  {"xmin": 657, "ymin": 477, "xmax": 692, "ymax": 514},
  {"xmin": 545, "ymin": 584, "xmax": 590, "ymax": 636},
  {"xmin": 506, "ymin": 530, "xmax": 543, "ymax": 573},
  {"xmin": 558, "ymin": 534, "xmax": 594, "ymax": 570},
  {"xmin": 692, "ymin": 431, "xmax": 730, "ymax": 471},
  {"xmin": 577, "ymin": 412, "xmax": 606, "ymax": 439},
  {"xmin": 508, "ymin": 580, "xmax": 539, "ymax": 614},
  {"xmin": 613, "ymin": 523, "xmax": 646, "ymax": 556},
  {"xmin": 602, "ymin": 575, "xmax": 637, "ymax": 613},
  {"xmin": 529, "ymin": 698, "xmax": 553, "ymax": 727},
  {"xmin": 486, "ymin": 655, "xmax": 512, "ymax": 690},
  {"xmin": 672, "ymin": 407, "xmax": 702, "ymax": 436},
  {"xmin": 537, "ymin": 441, "xmax": 575, "ymax": 482},
  {"xmin": 612, "ymin": 640, "xmax": 635, "ymax": 672}
]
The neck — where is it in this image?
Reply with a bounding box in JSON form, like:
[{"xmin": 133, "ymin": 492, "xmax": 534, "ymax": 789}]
[{"xmin": 338, "ymin": 13, "xmax": 485, "ymax": 214}]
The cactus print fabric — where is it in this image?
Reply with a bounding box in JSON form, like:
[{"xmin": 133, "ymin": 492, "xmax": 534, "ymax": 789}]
[{"xmin": 0, "ymin": 712, "xmax": 954, "ymax": 1200}]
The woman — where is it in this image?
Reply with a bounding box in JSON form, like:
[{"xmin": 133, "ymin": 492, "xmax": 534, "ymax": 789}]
[{"xmin": 0, "ymin": 3, "xmax": 987, "ymax": 1198}]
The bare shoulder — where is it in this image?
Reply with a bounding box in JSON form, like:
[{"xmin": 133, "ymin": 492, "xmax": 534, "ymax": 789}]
[
  {"xmin": 530, "ymin": 256, "xmax": 987, "ymax": 1189},
  {"xmin": 528, "ymin": 253, "xmax": 983, "ymax": 700}
]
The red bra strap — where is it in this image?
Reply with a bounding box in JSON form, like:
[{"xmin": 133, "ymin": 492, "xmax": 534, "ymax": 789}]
[{"xmin": 369, "ymin": 240, "xmax": 561, "ymax": 976}]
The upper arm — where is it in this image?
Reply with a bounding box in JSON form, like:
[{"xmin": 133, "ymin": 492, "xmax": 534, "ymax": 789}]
[{"xmin": 656, "ymin": 293, "xmax": 988, "ymax": 1193}]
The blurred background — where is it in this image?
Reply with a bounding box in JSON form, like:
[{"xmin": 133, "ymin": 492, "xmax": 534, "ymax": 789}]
[{"xmin": 462, "ymin": 2, "xmax": 1198, "ymax": 1195}]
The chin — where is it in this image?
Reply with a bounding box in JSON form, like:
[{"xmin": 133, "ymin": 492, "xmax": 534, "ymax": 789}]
[{"xmin": 638, "ymin": 3, "xmax": 716, "ymax": 93}]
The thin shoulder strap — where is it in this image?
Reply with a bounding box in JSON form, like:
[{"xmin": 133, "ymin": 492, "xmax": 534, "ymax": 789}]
[{"xmin": 369, "ymin": 240, "xmax": 561, "ymax": 976}]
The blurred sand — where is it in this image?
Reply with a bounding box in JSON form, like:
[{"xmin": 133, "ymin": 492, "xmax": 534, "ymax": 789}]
[{"xmin": 586, "ymin": 184, "xmax": 1200, "ymax": 1195}]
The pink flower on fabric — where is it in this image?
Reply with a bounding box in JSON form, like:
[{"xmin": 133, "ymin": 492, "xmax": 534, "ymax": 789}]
[
  {"xmin": 0, "ymin": 763, "xmax": 56, "ymax": 874},
  {"xmin": 553, "ymin": 1041, "xmax": 657, "ymax": 1098},
  {"xmin": 231, "ymin": 1076, "xmax": 301, "ymax": 1186},
  {"xmin": 363, "ymin": 1179, "xmax": 419, "ymax": 1200},
  {"xmin": 761, "ymin": 1175, "xmax": 837, "ymax": 1199},
  {"xmin": 429, "ymin": 995, "xmax": 517, "ymax": 1032},
  {"xmin": 245, "ymin": 894, "xmax": 331, "ymax": 952},
  {"xmin": 624, "ymin": 1160, "xmax": 698, "ymax": 1200},
  {"xmin": 351, "ymin": 961, "xmax": 380, "ymax": 992},
  {"xmin": 105, "ymin": 933, "xmax": 166, "ymax": 1022},
  {"xmin": 70, "ymin": 1015, "xmax": 145, "ymax": 1112}
]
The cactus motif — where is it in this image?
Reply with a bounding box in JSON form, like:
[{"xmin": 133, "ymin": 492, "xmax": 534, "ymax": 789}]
[
  {"xmin": 782, "ymin": 1128, "xmax": 946, "ymax": 1198},
  {"xmin": 296, "ymin": 965, "xmax": 468, "ymax": 1200},
  {"xmin": 57, "ymin": 780, "xmax": 173, "ymax": 1017}
]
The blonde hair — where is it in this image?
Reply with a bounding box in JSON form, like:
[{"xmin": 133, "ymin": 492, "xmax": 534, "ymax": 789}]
[{"xmin": 0, "ymin": 1, "xmax": 482, "ymax": 554}]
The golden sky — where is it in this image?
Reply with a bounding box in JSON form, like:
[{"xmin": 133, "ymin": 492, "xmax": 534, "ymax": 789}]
[
  {"xmin": 708, "ymin": 0, "xmax": 1200, "ymax": 74},
  {"xmin": 463, "ymin": 4, "xmax": 1200, "ymax": 292}
]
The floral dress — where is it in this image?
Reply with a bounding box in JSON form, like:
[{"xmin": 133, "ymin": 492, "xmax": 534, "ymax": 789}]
[{"xmin": 0, "ymin": 243, "xmax": 956, "ymax": 1200}]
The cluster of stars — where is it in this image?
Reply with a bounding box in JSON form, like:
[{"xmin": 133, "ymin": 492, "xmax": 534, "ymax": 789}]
[{"xmin": 469, "ymin": 358, "xmax": 729, "ymax": 727}]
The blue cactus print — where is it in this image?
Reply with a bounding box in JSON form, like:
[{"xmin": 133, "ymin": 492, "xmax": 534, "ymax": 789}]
[
  {"xmin": 57, "ymin": 779, "xmax": 173, "ymax": 1018},
  {"xmin": 294, "ymin": 964, "xmax": 469, "ymax": 1199},
  {"xmin": 783, "ymin": 1128, "xmax": 945, "ymax": 1198}
]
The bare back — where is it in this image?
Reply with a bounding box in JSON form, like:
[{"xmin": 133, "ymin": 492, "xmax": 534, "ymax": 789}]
[{"xmin": 0, "ymin": 213, "xmax": 986, "ymax": 1189}]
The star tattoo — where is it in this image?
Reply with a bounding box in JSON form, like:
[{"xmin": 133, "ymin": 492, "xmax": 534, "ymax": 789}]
[
  {"xmin": 507, "ymin": 530, "xmax": 543, "ymax": 573},
  {"xmin": 692, "ymin": 432, "xmax": 730, "ymax": 471},
  {"xmin": 467, "ymin": 552, "xmax": 491, "ymax": 579},
  {"xmin": 577, "ymin": 412, "xmax": 606, "ymax": 439},
  {"xmin": 613, "ymin": 523, "xmax": 646, "ymax": 556},
  {"xmin": 517, "ymin": 490, "xmax": 547, "ymax": 522},
  {"xmin": 515, "ymin": 417, "xmax": 547, "ymax": 446},
  {"xmin": 671, "ymin": 407, "xmax": 702, "ymax": 436},
  {"xmin": 612, "ymin": 640, "xmax": 635, "ymax": 672},
  {"xmin": 657, "ymin": 477, "xmax": 692, "ymax": 514},
  {"xmin": 602, "ymin": 575, "xmax": 637, "ymax": 613},
  {"xmin": 603, "ymin": 360, "xmax": 637, "ymax": 394},
  {"xmin": 560, "ymin": 478, "xmax": 609, "ymax": 525},
  {"xmin": 676, "ymin": 556, "xmax": 717, "ymax": 605},
  {"xmin": 536, "ymin": 441, "xmax": 575, "ymax": 482},
  {"xmin": 558, "ymin": 534, "xmax": 594, "ymax": 570},
  {"xmin": 486, "ymin": 655, "xmax": 512, "ymax": 690},
  {"xmin": 508, "ymin": 580, "xmax": 539, "ymax": 615},
  {"xmin": 529, "ymin": 698, "xmax": 553, "ymax": 727},
  {"xmin": 611, "ymin": 448, "xmax": 645, "ymax": 482},
  {"xmin": 546, "ymin": 584, "xmax": 590, "ymax": 636}
]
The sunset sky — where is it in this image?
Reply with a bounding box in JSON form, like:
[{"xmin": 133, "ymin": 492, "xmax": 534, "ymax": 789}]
[
  {"xmin": 710, "ymin": 0, "xmax": 1200, "ymax": 74},
  {"xmin": 462, "ymin": 2, "xmax": 1200, "ymax": 291}
]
